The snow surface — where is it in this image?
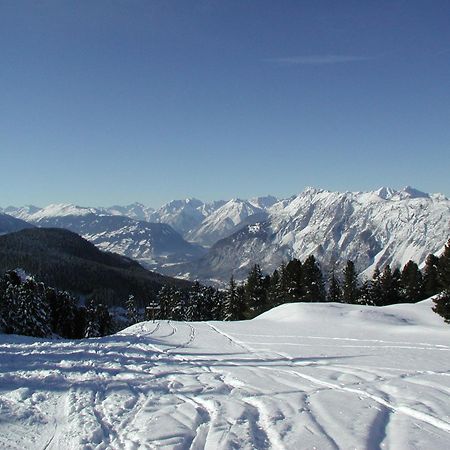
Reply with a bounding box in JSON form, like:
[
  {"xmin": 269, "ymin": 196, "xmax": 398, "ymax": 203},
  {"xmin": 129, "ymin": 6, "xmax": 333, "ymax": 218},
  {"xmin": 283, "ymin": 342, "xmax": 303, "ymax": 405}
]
[{"xmin": 0, "ymin": 300, "xmax": 449, "ymax": 449}]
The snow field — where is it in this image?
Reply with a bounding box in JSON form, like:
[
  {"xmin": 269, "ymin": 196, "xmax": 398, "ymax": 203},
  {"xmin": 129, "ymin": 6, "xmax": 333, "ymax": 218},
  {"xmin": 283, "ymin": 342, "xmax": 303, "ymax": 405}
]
[{"xmin": 0, "ymin": 300, "xmax": 449, "ymax": 449}]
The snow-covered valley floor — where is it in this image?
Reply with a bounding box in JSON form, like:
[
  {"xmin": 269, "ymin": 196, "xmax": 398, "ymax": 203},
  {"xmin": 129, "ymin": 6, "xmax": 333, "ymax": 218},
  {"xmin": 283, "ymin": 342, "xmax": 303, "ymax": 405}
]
[{"xmin": 0, "ymin": 301, "xmax": 449, "ymax": 449}]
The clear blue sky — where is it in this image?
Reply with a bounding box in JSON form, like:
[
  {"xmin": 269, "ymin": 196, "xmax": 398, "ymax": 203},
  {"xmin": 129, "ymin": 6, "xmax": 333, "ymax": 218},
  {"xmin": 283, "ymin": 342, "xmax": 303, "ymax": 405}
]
[{"xmin": 1, "ymin": 0, "xmax": 449, "ymax": 207}]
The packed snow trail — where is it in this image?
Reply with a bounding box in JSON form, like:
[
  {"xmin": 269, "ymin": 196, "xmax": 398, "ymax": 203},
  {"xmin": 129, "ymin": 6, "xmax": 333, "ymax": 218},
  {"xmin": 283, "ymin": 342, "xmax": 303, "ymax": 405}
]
[{"xmin": 0, "ymin": 300, "xmax": 449, "ymax": 449}]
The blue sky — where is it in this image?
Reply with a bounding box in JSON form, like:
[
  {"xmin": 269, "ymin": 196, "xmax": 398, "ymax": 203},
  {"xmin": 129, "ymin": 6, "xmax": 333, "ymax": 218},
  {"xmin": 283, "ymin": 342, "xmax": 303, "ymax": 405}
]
[{"xmin": 1, "ymin": 0, "xmax": 449, "ymax": 207}]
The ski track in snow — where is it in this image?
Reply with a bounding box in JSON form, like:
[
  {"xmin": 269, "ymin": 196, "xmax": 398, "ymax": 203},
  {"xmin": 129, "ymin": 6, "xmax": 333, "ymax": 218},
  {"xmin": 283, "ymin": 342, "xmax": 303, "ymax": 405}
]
[{"xmin": 0, "ymin": 302, "xmax": 449, "ymax": 449}]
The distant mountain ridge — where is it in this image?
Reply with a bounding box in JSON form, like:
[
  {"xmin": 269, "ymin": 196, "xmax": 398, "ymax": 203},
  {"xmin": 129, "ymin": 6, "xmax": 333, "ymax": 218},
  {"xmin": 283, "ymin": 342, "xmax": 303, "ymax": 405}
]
[
  {"xmin": 3, "ymin": 208, "xmax": 206, "ymax": 273},
  {"xmin": 0, "ymin": 212, "xmax": 35, "ymax": 235},
  {"xmin": 182, "ymin": 186, "xmax": 449, "ymax": 283},
  {"xmin": 0, "ymin": 228, "xmax": 191, "ymax": 305},
  {"xmin": 2, "ymin": 187, "xmax": 449, "ymax": 284}
]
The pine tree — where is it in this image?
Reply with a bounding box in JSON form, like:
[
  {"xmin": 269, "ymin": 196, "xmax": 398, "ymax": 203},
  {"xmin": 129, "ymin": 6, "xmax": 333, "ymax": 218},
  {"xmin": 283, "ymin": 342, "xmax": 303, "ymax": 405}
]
[
  {"xmin": 369, "ymin": 267, "xmax": 383, "ymax": 306},
  {"xmin": 125, "ymin": 294, "xmax": 139, "ymax": 325},
  {"xmin": 302, "ymin": 255, "xmax": 325, "ymax": 302},
  {"xmin": 84, "ymin": 297, "xmax": 101, "ymax": 338},
  {"xmin": 433, "ymin": 240, "xmax": 450, "ymax": 323},
  {"xmin": 342, "ymin": 260, "xmax": 359, "ymax": 304},
  {"xmin": 400, "ymin": 261, "xmax": 423, "ymax": 302},
  {"xmin": 267, "ymin": 269, "xmax": 284, "ymax": 308},
  {"xmin": 16, "ymin": 278, "xmax": 51, "ymax": 338},
  {"xmin": 423, "ymin": 254, "xmax": 441, "ymax": 298},
  {"xmin": 277, "ymin": 263, "xmax": 290, "ymax": 301},
  {"xmin": 210, "ymin": 289, "xmax": 225, "ymax": 320},
  {"xmin": 48, "ymin": 289, "xmax": 77, "ymax": 338},
  {"xmin": 438, "ymin": 240, "xmax": 450, "ymax": 294},
  {"xmin": 186, "ymin": 281, "xmax": 203, "ymax": 321},
  {"xmin": 327, "ymin": 269, "xmax": 342, "ymax": 303},
  {"xmin": 357, "ymin": 280, "xmax": 374, "ymax": 305},
  {"xmin": 244, "ymin": 264, "xmax": 267, "ymax": 318},
  {"xmin": 378, "ymin": 265, "xmax": 401, "ymax": 306},
  {"xmin": 284, "ymin": 259, "xmax": 304, "ymax": 301},
  {"xmin": 97, "ymin": 303, "xmax": 113, "ymax": 336},
  {"xmin": 224, "ymin": 276, "xmax": 246, "ymax": 320}
]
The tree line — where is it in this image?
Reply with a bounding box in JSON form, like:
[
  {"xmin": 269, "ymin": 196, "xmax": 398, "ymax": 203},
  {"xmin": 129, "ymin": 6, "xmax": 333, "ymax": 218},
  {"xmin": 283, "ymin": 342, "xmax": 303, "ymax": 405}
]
[
  {"xmin": 1, "ymin": 240, "xmax": 449, "ymax": 339},
  {"xmin": 154, "ymin": 240, "xmax": 450, "ymax": 323},
  {"xmin": 0, "ymin": 270, "xmax": 115, "ymax": 338}
]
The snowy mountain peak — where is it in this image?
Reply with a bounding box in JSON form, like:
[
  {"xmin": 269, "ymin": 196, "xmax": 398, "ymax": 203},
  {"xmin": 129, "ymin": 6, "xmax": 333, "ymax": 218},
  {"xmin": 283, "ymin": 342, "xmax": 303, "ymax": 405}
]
[
  {"xmin": 401, "ymin": 186, "xmax": 430, "ymax": 199},
  {"xmin": 249, "ymin": 195, "xmax": 278, "ymax": 209},
  {"xmin": 30, "ymin": 203, "xmax": 99, "ymax": 221},
  {"xmin": 374, "ymin": 186, "xmax": 398, "ymax": 200}
]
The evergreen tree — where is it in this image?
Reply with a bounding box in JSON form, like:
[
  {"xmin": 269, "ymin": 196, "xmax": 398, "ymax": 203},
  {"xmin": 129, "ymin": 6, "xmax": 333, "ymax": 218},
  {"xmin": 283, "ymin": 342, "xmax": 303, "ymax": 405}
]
[
  {"xmin": 1, "ymin": 271, "xmax": 22, "ymax": 334},
  {"xmin": 400, "ymin": 261, "xmax": 423, "ymax": 302},
  {"xmin": 157, "ymin": 286, "xmax": 174, "ymax": 320},
  {"xmin": 438, "ymin": 239, "xmax": 450, "ymax": 294},
  {"xmin": 357, "ymin": 280, "xmax": 374, "ymax": 305},
  {"xmin": 433, "ymin": 240, "xmax": 450, "ymax": 323},
  {"xmin": 209, "ymin": 289, "xmax": 222, "ymax": 320},
  {"xmin": 327, "ymin": 269, "xmax": 342, "ymax": 303},
  {"xmin": 369, "ymin": 267, "xmax": 383, "ymax": 306},
  {"xmin": 15, "ymin": 278, "xmax": 51, "ymax": 338},
  {"xmin": 302, "ymin": 255, "xmax": 325, "ymax": 302},
  {"xmin": 186, "ymin": 281, "xmax": 203, "ymax": 321},
  {"xmin": 48, "ymin": 288, "xmax": 78, "ymax": 338},
  {"xmin": 97, "ymin": 303, "xmax": 113, "ymax": 336},
  {"xmin": 224, "ymin": 276, "xmax": 246, "ymax": 320},
  {"xmin": 423, "ymin": 254, "xmax": 441, "ymax": 298},
  {"xmin": 244, "ymin": 264, "xmax": 267, "ymax": 318},
  {"xmin": 378, "ymin": 265, "xmax": 401, "ymax": 306},
  {"xmin": 284, "ymin": 259, "xmax": 304, "ymax": 301},
  {"xmin": 342, "ymin": 260, "xmax": 359, "ymax": 304},
  {"xmin": 125, "ymin": 294, "xmax": 139, "ymax": 325},
  {"xmin": 267, "ymin": 269, "xmax": 284, "ymax": 308},
  {"xmin": 277, "ymin": 263, "xmax": 290, "ymax": 301},
  {"xmin": 84, "ymin": 297, "xmax": 101, "ymax": 338}
]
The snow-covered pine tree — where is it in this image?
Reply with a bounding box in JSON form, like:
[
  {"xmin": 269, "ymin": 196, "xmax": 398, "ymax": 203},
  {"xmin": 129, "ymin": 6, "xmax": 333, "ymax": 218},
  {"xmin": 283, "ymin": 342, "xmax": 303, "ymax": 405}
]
[
  {"xmin": 157, "ymin": 286, "xmax": 172, "ymax": 320},
  {"xmin": 16, "ymin": 278, "xmax": 51, "ymax": 338},
  {"xmin": 356, "ymin": 280, "xmax": 374, "ymax": 305},
  {"xmin": 210, "ymin": 288, "xmax": 225, "ymax": 321},
  {"xmin": 126, "ymin": 294, "xmax": 139, "ymax": 325},
  {"xmin": 84, "ymin": 297, "xmax": 101, "ymax": 338},
  {"xmin": 1, "ymin": 270, "xmax": 23, "ymax": 334},
  {"xmin": 185, "ymin": 281, "xmax": 203, "ymax": 321},
  {"xmin": 224, "ymin": 275, "xmax": 244, "ymax": 320}
]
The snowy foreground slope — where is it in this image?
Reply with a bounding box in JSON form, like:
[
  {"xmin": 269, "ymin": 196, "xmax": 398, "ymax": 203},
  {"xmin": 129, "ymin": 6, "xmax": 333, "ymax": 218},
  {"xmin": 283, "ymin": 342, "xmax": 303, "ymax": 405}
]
[{"xmin": 0, "ymin": 301, "xmax": 449, "ymax": 449}]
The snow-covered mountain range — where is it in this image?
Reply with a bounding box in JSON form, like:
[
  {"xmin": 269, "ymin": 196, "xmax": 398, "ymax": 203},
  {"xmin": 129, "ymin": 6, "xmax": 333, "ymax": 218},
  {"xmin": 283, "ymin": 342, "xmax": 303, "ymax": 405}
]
[
  {"xmin": 183, "ymin": 187, "xmax": 449, "ymax": 283},
  {"xmin": 2, "ymin": 187, "xmax": 449, "ymax": 283},
  {"xmin": 1, "ymin": 204, "xmax": 205, "ymax": 270}
]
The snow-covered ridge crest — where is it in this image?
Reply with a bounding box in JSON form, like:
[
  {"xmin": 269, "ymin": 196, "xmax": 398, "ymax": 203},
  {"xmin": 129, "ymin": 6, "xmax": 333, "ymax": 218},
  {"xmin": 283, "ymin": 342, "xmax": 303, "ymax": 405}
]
[{"xmin": 27, "ymin": 203, "xmax": 100, "ymax": 221}]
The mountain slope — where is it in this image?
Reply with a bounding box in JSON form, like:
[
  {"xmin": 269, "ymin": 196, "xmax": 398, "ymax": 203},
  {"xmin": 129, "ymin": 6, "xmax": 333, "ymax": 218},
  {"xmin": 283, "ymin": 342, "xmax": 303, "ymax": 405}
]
[
  {"xmin": 185, "ymin": 187, "xmax": 450, "ymax": 282},
  {"xmin": 0, "ymin": 228, "xmax": 190, "ymax": 305},
  {"xmin": 186, "ymin": 198, "xmax": 269, "ymax": 246},
  {"xmin": 5, "ymin": 204, "xmax": 206, "ymax": 270},
  {"xmin": 148, "ymin": 198, "xmax": 226, "ymax": 236},
  {"xmin": 0, "ymin": 213, "xmax": 34, "ymax": 235}
]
